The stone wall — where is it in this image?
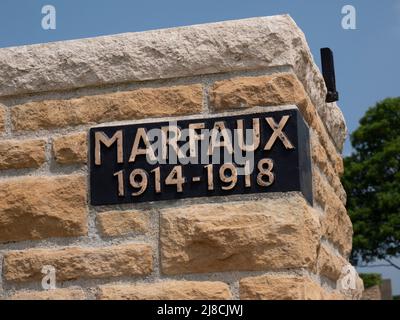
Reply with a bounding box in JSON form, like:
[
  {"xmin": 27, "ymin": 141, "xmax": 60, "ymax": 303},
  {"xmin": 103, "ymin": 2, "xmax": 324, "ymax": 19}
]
[
  {"xmin": 362, "ymin": 285, "xmax": 382, "ymax": 300},
  {"xmin": 0, "ymin": 15, "xmax": 363, "ymax": 300}
]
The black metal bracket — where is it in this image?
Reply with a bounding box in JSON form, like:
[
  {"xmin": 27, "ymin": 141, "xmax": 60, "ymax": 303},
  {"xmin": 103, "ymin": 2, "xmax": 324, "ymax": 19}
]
[{"xmin": 320, "ymin": 48, "xmax": 339, "ymax": 103}]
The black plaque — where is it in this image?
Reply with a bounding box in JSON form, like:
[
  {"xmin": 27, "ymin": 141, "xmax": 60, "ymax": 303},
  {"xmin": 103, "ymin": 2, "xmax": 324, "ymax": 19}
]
[{"xmin": 89, "ymin": 109, "xmax": 312, "ymax": 205}]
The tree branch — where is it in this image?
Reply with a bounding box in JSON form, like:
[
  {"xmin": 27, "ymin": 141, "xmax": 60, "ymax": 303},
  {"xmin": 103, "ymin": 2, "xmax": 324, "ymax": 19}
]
[
  {"xmin": 358, "ymin": 264, "xmax": 390, "ymax": 268},
  {"xmin": 358, "ymin": 259, "xmax": 400, "ymax": 269},
  {"xmin": 384, "ymin": 258, "xmax": 400, "ymax": 270}
]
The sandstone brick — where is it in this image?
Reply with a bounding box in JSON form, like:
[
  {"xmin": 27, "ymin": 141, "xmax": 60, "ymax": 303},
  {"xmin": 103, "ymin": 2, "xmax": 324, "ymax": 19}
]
[
  {"xmin": 311, "ymin": 132, "xmax": 346, "ymax": 205},
  {"xmin": 335, "ymin": 156, "xmax": 345, "ymax": 177},
  {"xmin": 3, "ymin": 243, "xmax": 153, "ymax": 283},
  {"xmin": 239, "ymin": 274, "xmax": 326, "ymax": 300},
  {"xmin": 311, "ymin": 132, "xmax": 341, "ymax": 187},
  {"xmin": 0, "ymin": 139, "xmax": 46, "ymax": 170},
  {"xmin": 313, "ymin": 169, "xmax": 346, "ymax": 209},
  {"xmin": 8, "ymin": 288, "xmax": 87, "ymax": 300},
  {"xmin": 318, "ymin": 160, "xmax": 346, "ymax": 205},
  {"xmin": 0, "ymin": 175, "xmax": 87, "ymax": 243},
  {"xmin": 322, "ymin": 203, "xmax": 353, "ymax": 257},
  {"xmin": 318, "ymin": 244, "xmax": 348, "ymax": 282},
  {"xmin": 336, "ymin": 182, "xmax": 347, "ymax": 205},
  {"xmin": 313, "ymin": 170, "xmax": 352, "ymax": 256},
  {"xmin": 313, "ymin": 117, "xmax": 344, "ymax": 177},
  {"xmin": 97, "ymin": 210, "xmax": 149, "ymax": 237},
  {"xmin": 98, "ymin": 281, "xmax": 232, "ymax": 300},
  {"xmin": 210, "ymin": 73, "xmax": 305, "ymax": 112},
  {"xmin": 328, "ymin": 169, "xmax": 346, "ymax": 203},
  {"xmin": 325, "ymin": 102, "xmax": 348, "ymax": 151},
  {"xmin": 0, "ymin": 105, "xmax": 5, "ymax": 132},
  {"xmin": 53, "ymin": 132, "xmax": 87, "ymax": 164},
  {"xmin": 324, "ymin": 162, "xmax": 337, "ymax": 187},
  {"xmin": 160, "ymin": 195, "xmax": 320, "ymax": 275},
  {"xmin": 11, "ymin": 84, "xmax": 203, "ymax": 131},
  {"xmin": 311, "ymin": 133, "xmax": 329, "ymax": 174},
  {"xmin": 313, "ymin": 170, "xmax": 327, "ymax": 208}
]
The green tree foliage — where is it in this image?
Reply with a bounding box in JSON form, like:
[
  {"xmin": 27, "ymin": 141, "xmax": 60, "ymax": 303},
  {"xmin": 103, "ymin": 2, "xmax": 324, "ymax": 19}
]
[
  {"xmin": 342, "ymin": 98, "xmax": 400, "ymax": 268},
  {"xmin": 359, "ymin": 273, "xmax": 382, "ymax": 289}
]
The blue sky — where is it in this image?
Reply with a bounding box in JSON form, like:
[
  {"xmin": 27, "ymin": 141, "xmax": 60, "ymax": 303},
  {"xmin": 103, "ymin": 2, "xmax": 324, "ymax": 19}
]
[{"xmin": 1, "ymin": 0, "xmax": 399, "ymax": 295}]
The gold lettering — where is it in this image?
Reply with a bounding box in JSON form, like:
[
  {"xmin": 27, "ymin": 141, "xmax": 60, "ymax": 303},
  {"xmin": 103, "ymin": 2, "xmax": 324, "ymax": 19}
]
[
  {"xmin": 237, "ymin": 118, "xmax": 260, "ymax": 152},
  {"xmin": 151, "ymin": 167, "xmax": 161, "ymax": 193},
  {"xmin": 129, "ymin": 169, "xmax": 148, "ymax": 196},
  {"xmin": 257, "ymin": 158, "xmax": 275, "ymax": 187},
  {"xmin": 189, "ymin": 122, "xmax": 205, "ymax": 158},
  {"xmin": 113, "ymin": 170, "xmax": 125, "ymax": 196},
  {"xmin": 264, "ymin": 116, "xmax": 294, "ymax": 150},
  {"xmin": 161, "ymin": 126, "xmax": 185, "ymax": 160},
  {"xmin": 208, "ymin": 121, "xmax": 233, "ymax": 155},
  {"xmin": 219, "ymin": 163, "xmax": 238, "ymax": 190},
  {"xmin": 165, "ymin": 165, "xmax": 185, "ymax": 192},
  {"xmin": 94, "ymin": 130, "xmax": 123, "ymax": 165},
  {"xmin": 129, "ymin": 128, "xmax": 157, "ymax": 162},
  {"xmin": 205, "ymin": 164, "xmax": 214, "ymax": 190}
]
